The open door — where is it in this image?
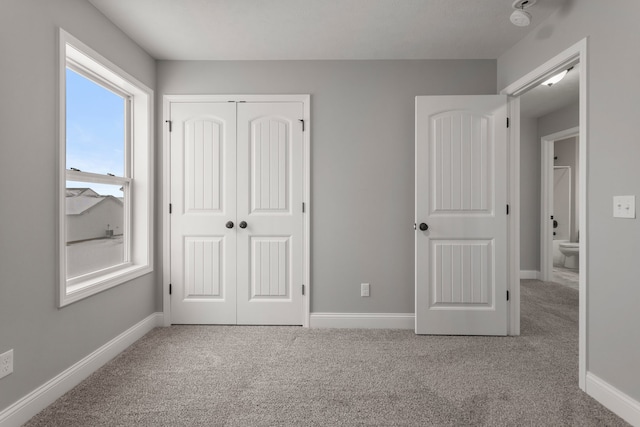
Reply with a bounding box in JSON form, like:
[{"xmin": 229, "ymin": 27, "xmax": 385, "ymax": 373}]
[{"xmin": 415, "ymin": 95, "xmax": 508, "ymax": 335}]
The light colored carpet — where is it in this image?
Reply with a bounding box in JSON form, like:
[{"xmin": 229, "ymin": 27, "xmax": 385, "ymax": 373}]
[{"xmin": 25, "ymin": 280, "xmax": 627, "ymax": 426}]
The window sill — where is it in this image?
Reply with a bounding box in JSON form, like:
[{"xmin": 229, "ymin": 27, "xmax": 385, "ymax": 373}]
[{"xmin": 60, "ymin": 263, "xmax": 153, "ymax": 307}]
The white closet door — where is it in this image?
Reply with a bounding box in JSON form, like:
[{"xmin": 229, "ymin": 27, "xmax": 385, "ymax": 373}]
[
  {"xmin": 170, "ymin": 103, "xmax": 237, "ymax": 324},
  {"xmin": 415, "ymin": 95, "xmax": 508, "ymax": 335},
  {"xmin": 236, "ymin": 102, "xmax": 304, "ymax": 325}
]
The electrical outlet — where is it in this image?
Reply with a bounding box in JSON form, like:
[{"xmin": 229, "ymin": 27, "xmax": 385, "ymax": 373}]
[
  {"xmin": 0, "ymin": 349, "xmax": 13, "ymax": 379},
  {"xmin": 361, "ymin": 283, "xmax": 370, "ymax": 297}
]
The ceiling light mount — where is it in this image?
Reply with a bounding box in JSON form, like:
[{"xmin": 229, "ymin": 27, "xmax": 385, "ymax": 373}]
[
  {"xmin": 510, "ymin": 0, "xmax": 537, "ymax": 27},
  {"xmin": 512, "ymin": 0, "xmax": 537, "ymax": 9}
]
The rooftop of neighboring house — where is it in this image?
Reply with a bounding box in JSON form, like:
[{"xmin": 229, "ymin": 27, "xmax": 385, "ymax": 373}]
[{"xmin": 66, "ymin": 188, "xmax": 123, "ymax": 215}]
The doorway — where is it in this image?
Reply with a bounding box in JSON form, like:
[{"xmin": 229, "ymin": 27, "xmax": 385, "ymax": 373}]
[
  {"xmin": 501, "ymin": 39, "xmax": 587, "ymax": 390},
  {"xmin": 162, "ymin": 95, "xmax": 311, "ymax": 326}
]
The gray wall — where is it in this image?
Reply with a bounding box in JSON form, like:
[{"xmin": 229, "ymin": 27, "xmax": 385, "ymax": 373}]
[
  {"xmin": 157, "ymin": 60, "xmax": 496, "ymax": 313},
  {"xmin": 538, "ymin": 102, "xmax": 579, "ymax": 139},
  {"xmin": 520, "ymin": 101, "xmax": 579, "ymax": 271},
  {"xmin": 554, "ymin": 137, "xmax": 579, "ymax": 243},
  {"xmin": 519, "ymin": 116, "xmax": 540, "ymax": 271},
  {"xmin": 0, "ymin": 0, "xmax": 156, "ymax": 411},
  {"xmin": 499, "ymin": 0, "xmax": 640, "ymax": 402}
]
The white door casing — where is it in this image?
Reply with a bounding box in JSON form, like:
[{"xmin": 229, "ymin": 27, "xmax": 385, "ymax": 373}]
[
  {"xmin": 540, "ymin": 127, "xmax": 579, "ymax": 282},
  {"xmin": 500, "ymin": 39, "xmax": 586, "ymax": 388},
  {"xmin": 170, "ymin": 100, "xmax": 305, "ymax": 325},
  {"xmin": 415, "ymin": 95, "xmax": 508, "ymax": 335},
  {"xmin": 170, "ymin": 102, "xmax": 237, "ymax": 324},
  {"xmin": 236, "ymin": 102, "xmax": 304, "ymax": 325}
]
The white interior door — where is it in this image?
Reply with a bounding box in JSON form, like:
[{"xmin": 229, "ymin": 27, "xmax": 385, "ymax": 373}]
[
  {"xmin": 170, "ymin": 100, "xmax": 304, "ymax": 325},
  {"xmin": 170, "ymin": 103, "xmax": 237, "ymax": 324},
  {"xmin": 415, "ymin": 95, "xmax": 508, "ymax": 335},
  {"xmin": 236, "ymin": 102, "xmax": 304, "ymax": 325}
]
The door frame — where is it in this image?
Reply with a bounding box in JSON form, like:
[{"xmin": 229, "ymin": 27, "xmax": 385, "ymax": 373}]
[
  {"xmin": 501, "ymin": 38, "xmax": 587, "ymax": 390},
  {"xmin": 540, "ymin": 127, "xmax": 579, "ymax": 282},
  {"xmin": 161, "ymin": 94, "xmax": 311, "ymax": 327}
]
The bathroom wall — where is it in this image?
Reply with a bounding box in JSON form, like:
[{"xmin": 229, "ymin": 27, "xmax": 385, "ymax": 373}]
[
  {"xmin": 554, "ymin": 136, "xmax": 579, "ymax": 242},
  {"xmin": 553, "ymin": 166, "xmax": 571, "ymax": 241}
]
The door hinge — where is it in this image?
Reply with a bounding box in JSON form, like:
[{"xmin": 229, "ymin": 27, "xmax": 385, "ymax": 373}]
[
  {"xmin": 506, "ymin": 204, "xmax": 510, "ymax": 215},
  {"xmin": 506, "ymin": 117, "xmax": 510, "ymax": 128},
  {"xmin": 165, "ymin": 120, "xmax": 172, "ymax": 132},
  {"xmin": 507, "ymin": 290, "xmax": 510, "ymax": 301},
  {"xmin": 302, "ymin": 202, "xmax": 305, "ymax": 213},
  {"xmin": 299, "ymin": 119, "xmax": 305, "ymax": 132},
  {"xmin": 169, "ymin": 284, "xmax": 172, "ymax": 295},
  {"xmin": 302, "ymin": 284, "xmax": 305, "ymax": 295},
  {"xmin": 169, "ymin": 203, "xmax": 172, "ymax": 214}
]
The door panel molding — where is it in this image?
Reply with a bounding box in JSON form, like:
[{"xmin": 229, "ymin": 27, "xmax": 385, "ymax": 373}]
[
  {"xmin": 163, "ymin": 95, "xmax": 310, "ymax": 327},
  {"xmin": 236, "ymin": 101, "xmax": 304, "ymax": 325},
  {"xmin": 169, "ymin": 102, "xmax": 237, "ymax": 324},
  {"xmin": 415, "ymin": 95, "xmax": 508, "ymax": 336}
]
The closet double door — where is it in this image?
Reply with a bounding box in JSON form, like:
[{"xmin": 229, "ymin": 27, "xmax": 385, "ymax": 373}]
[{"xmin": 170, "ymin": 101, "xmax": 304, "ymax": 325}]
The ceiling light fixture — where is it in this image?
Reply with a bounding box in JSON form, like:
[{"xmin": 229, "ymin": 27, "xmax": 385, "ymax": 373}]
[
  {"xmin": 541, "ymin": 66, "xmax": 574, "ymax": 87},
  {"xmin": 510, "ymin": 0, "xmax": 536, "ymax": 27}
]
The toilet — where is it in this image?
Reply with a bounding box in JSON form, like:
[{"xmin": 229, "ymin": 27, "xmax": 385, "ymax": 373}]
[{"xmin": 559, "ymin": 242, "xmax": 579, "ymax": 269}]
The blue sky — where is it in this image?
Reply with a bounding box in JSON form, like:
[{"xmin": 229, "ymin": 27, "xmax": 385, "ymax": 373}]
[{"xmin": 66, "ymin": 68, "xmax": 124, "ymax": 196}]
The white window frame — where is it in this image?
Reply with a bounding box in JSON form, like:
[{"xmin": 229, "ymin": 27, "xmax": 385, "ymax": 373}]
[{"xmin": 58, "ymin": 29, "xmax": 153, "ymax": 307}]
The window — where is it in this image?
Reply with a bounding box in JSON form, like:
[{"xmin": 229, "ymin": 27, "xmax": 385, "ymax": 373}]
[{"xmin": 59, "ymin": 29, "xmax": 153, "ymax": 306}]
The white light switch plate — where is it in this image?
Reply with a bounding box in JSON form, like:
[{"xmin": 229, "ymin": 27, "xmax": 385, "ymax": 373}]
[{"xmin": 613, "ymin": 195, "xmax": 635, "ymax": 218}]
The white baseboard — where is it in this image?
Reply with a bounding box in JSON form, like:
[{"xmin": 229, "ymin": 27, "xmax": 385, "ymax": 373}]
[
  {"xmin": 0, "ymin": 312, "xmax": 163, "ymax": 427},
  {"xmin": 586, "ymin": 372, "xmax": 640, "ymax": 426},
  {"xmin": 310, "ymin": 313, "xmax": 414, "ymax": 329},
  {"xmin": 520, "ymin": 270, "xmax": 540, "ymax": 280}
]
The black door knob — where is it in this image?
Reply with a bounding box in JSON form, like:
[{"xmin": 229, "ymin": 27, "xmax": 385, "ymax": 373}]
[
  {"xmin": 225, "ymin": 221, "xmax": 234, "ymax": 229},
  {"xmin": 419, "ymin": 223, "xmax": 429, "ymax": 231},
  {"xmin": 239, "ymin": 221, "xmax": 247, "ymax": 229}
]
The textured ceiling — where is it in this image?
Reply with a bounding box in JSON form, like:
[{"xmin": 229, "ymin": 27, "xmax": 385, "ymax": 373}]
[{"xmin": 88, "ymin": 0, "xmax": 562, "ymax": 60}]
